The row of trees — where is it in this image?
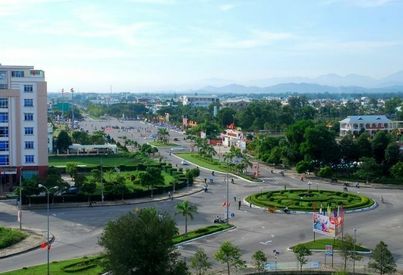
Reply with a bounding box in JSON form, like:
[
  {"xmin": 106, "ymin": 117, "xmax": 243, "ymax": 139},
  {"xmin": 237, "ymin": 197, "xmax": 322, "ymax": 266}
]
[
  {"xmin": 249, "ymin": 119, "xmax": 403, "ymax": 182},
  {"xmin": 55, "ymin": 129, "xmax": 109, "ymax": 153},
  {"xmin": 99, "ymin": 207, "xmax": 397, "ymax": 275}
]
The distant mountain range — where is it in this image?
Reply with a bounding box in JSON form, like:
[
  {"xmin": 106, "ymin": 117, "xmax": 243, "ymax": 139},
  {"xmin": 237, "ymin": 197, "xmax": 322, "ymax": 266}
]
[{"xmin": 193, "ymin": 71, "xmax": 403, "ymax": 94}]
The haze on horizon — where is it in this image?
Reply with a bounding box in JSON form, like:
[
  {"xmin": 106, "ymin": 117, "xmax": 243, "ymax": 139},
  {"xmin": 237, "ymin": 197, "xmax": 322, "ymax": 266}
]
[{"xmin": 1, "ymin": 0, "xmax": 403, "ymax": 92}]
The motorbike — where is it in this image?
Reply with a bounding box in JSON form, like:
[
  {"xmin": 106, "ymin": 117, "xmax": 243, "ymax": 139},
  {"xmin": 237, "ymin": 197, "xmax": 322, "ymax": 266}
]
[{"xmin": 214, "ymin": 217, "xmax": 226, "ymax": 224}]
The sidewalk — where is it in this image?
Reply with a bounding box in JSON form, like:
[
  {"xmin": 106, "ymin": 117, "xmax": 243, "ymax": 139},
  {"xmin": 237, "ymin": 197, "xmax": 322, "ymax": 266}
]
[
  {"xmin": 0, "ymin": 229, "xmax": 51, "ymax": 259},
  {"xmin": 22, "ymin": 180, "xmax": 204, "ymax": 210}
]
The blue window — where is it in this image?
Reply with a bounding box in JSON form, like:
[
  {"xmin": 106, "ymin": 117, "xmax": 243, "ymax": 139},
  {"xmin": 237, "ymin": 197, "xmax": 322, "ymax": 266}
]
[
  {"xmin": 24, "ymin": 113, "xmax": 33, "ymax": 121},
  {"xmin": 25, "ymin": 141, "xmax": 34, "ymax": 149},
  {"xmin": 25, "ymin": 155, "xmax": 34, "ymax": 163},
  {"xmin": 0, "ymin": 98, "xmax": 8, "ymax": 108},
  {"xmin": 0, "ymin": 155, "xmax": 9, "ymax": 165},
  {"xmin": 11, "ymin": 71, "xmax": 24, "ymax": 77},
  {"xmin": 0, "ymin": 141, "xmax": 8, "ymax": 151},
  {"xmin": 24, "ymin": 99, "xmax": 33, "ymax": 107},
  {"xmin": 24, "ymin": 127, "xmax": 34, "ymax": 135},
  {"xmin": 0, "ymin": 112, "xmax": 8, "ymax": 123},
  {"xmin": 0, "ymin": 127, "xmax": 8, "ymax": 137},
  {"xmin": 24, "ymin": 85, "xmax": 33, "ymax": 93}
]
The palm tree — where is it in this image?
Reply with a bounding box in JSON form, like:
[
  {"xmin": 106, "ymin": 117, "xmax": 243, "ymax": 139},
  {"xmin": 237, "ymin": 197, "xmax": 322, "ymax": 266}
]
[
  {"xmin": 176, "ymin": 200, "xmax": 198, "ymax": 234},
  {"xmin": 157, "ymin": 128, "xmax": 169, "ymax": 144}
]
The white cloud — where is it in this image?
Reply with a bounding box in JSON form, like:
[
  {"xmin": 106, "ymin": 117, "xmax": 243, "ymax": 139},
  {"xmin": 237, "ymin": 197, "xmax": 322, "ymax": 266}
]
[
  {"xmin": 324, "ymin": 0, "xmax": 397, "ymax": 7},
  {"xmin": 0, "ymin": 0, "xmax": 68, "ymax": 16},
  {"xmin": 219, "ymin": 4, "xmax": 236, "ymax": 11}
]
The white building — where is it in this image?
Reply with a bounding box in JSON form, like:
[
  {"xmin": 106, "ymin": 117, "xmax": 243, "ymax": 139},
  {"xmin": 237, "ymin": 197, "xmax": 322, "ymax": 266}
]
[
  {"xmin": 0, "ymin": 64, "xmax": 48, "ymax": 192},
  {"xmin": 221, "ymin": 128, "xmax": 246, "ymax": 150},
  {"xmin": 339, "ymin": 115, "xmax": 397, "ymax": 136},
  {"xmin": 181, "ymin": 95, "xmax": 218, "ymax": 107}
]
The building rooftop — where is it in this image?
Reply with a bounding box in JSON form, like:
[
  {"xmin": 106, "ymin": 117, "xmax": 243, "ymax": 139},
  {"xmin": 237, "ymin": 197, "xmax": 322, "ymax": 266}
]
[{"xmin": 340, "ymin": 115, "xmax": 391, "ymax": 124}]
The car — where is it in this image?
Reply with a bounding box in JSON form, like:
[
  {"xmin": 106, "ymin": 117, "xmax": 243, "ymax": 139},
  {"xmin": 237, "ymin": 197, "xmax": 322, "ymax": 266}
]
[
  {"xmin": 181, "ymin": 160, "xmax": 189, "ymax": 165},
  {"xmin": 173, "ymin": 138, "xmax": 179, "ymax": 141}
]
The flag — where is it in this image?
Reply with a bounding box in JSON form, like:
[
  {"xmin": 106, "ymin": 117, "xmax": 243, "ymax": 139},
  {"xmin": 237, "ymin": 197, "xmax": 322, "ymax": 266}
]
[
  {"xmin": 319, "ymin": 203, "xmax": 323, "ymax": 214},
  {"xmin": 327, "ymin": 205, "xmax": 331, "ymax": 217},
  {"xmin": 222, "ymin": 201, "xmax": 230, "ymax": 207},
  {"xmin": 40, "ymin": 242, "xmax": 48, "ymax": 250}
]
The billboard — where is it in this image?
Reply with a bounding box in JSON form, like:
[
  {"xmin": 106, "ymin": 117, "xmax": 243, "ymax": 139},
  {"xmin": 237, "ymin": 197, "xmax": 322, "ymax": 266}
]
[{"xmin": 312, "ymin": 208, "xmax": 344, "ymax": 237}]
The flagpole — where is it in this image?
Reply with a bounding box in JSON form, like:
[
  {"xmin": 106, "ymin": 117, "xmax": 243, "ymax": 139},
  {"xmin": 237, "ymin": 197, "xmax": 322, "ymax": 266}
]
[{"xmin": 226, "ymin": 173, "xmax": 229, "ymax": 223}]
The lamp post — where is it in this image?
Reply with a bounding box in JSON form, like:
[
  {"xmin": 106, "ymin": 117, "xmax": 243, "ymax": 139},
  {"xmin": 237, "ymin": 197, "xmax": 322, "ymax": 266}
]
[
  {"xmin": 353, "ymin": 228, "xmax": 357, "ymax": 274},
  {"xmin": 38, "ymin": 184, "xmax": 58, "ymax": 275},
  {"xmin": 308, "ymin": 181, "xmax": 312, "ymax": 192},
  {"xmin": 18, "ymin": 167, "xmax": 23, "ymax": 230}
]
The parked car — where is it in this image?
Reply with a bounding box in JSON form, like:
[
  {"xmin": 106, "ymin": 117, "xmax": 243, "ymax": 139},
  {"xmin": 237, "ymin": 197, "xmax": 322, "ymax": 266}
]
[{"xmin": 181, "ymin": 160, "xmax": 189, "ymax": 165}]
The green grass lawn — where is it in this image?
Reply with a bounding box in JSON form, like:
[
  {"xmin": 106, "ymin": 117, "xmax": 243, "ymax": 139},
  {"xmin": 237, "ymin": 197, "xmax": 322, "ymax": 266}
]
[
  {"xmin": 291, "ymin": 238, "xmax": 370, "ymax": 252},
  {"xmin": 49, "ymin": 154, "xmax": 152, "ymax": 167},
  {"xmin": 0, "ymin": 227, "xmax": 27, "ymax": 249},
  {"xmin": 149, "ymin": 141, "xmax": 178, "ymax": 147},
  {"xmin": 173, "ymin": 223, "xmax": 233, "ymax": 244},
  {"xmin": 2, "ymin": 224, "xmax": 233, "ymax": 275},
  {"xmin": 1, "ymin": 256, "xmax": 103, "ymax": 275},
  {"xmin": 176, "ymin": 153, "xmax": 257, "ymax": 181},
  {"xmin": 246, "ymin": 189, "xmax": 374, "ymax": 211}
]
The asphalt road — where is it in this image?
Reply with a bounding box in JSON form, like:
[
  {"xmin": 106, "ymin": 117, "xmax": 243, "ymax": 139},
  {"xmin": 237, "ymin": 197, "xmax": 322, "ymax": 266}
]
[{"xmin": 1, "ymin": 117, "xmax": 403, "ymax": 273}]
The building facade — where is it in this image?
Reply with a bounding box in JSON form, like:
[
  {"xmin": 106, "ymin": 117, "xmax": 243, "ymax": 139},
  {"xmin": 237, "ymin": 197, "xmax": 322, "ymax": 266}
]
[
  {"xmin": 0, "ymin": 64, "xmax": 48, "ymax": 192},
  {"xmin": 339, "ymin": 115, "xmax": 397, "ymax": 136},
  {"xmin": 181, "ymin": 95, "xmax": 219, "ymax": 107}
]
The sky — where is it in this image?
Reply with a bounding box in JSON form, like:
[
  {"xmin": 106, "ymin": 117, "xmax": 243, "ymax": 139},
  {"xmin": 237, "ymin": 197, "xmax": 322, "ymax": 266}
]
[{"xmin": 0, "ymin": 0, "xmax": 403, "ymax": 92}]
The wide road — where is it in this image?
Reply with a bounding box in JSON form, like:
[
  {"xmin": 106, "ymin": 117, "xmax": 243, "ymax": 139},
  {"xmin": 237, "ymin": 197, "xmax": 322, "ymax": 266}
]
[{"xmin": 1, "ymin": 117, "xmax": 402, "ymax": 273}]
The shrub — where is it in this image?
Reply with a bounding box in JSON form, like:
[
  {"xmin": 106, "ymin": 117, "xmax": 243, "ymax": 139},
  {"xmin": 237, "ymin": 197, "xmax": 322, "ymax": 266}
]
[
  {"xmin": 317, "ymin": 166, "xmax": 333, "ymax": 178},
  {"xmin": 296, "ymin": 160, "xmax": 311, "ymax": 174}
]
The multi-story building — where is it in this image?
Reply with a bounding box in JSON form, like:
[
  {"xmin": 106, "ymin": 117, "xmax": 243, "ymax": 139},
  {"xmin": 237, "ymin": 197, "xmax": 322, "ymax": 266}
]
[
  {"xmin": 0, "ymin": 64, "xmax": 48, "ymax": 193},
  {"xmin": 339, "ymin": 115, "xmax": 398, "ymax": 136},
  {"xmin": 181, "ymin": 95, "xmax": 219, "ymax": 107}
]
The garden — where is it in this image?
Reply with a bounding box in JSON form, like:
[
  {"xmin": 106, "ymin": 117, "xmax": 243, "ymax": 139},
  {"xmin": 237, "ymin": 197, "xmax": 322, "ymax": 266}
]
[
  {"xmin": 246, "ymin": 189, "xmax": 375, "ymax": 211},
  {"xmin": 22, "ymin": 153, "xmax": 199, "ymax": 204}
]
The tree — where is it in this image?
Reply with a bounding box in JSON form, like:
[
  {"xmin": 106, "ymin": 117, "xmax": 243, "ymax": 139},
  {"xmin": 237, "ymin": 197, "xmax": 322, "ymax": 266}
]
[
  {"xmin": 190, "ymin": 248, "xmax": 211, "ymax": 275},
  {"xmin": 317, "ymin": 166, "xmax": 333, "ymax": 178},
  {"xmin": 184, "ymin": 168, "xmax": 200, "ymax": 184},
  {"xmin": 369, "ymin": 241, "xmax": 396, "ymax": 275},
  {"xmin": 146, "ymin": 167, "xmax": 163, "ymax": 198},
  {"xmin": 66, "ymin": 162, "xmax": 78, "ymax": 181},
  {"xmin": 175, "ymin": 200, "xmax": 197, "ymax": 234},
  {"xmin": 391, "ymin": 162, "xmax": 403, "ymax": 179},
  {"xmin": 339, "ymin": 234, "xmax": 362, "ymax": 271},
  {"xmin": 17, "ymin": 177, "xmax": 40, "ymax": 206},
  {"xmin": 81, "ymin": 175, "xmax": 97, "ymax": 203},
  {"xmin": 217, "ymin": 108, "xmax": 236, "ymax": 128},
  {"xmin": 384, "ymin": 143, "xmax": 400, "ymax": 168},
  {"xmin": 339, "ymin": 134, "xmax": 360, "ymax": 162},
  {"xmin": 56, "ymin": 130, "xmax": 72, "ymax": 153},
  {"xmin": 252, "ymin": 250, "xmax": 267, "ymax": 274},
  {"xmin": 214, "ymin": 241, "xmax": 246, "ymax": 275},
  {"xmin": 354, "ymin": 157, "xmax": 382, "ymax": 181},
  {"xmin": 356, "ymin": 132, "xmax": 372, "ymax": 158},
  {"xmin": 296, "ymin": 160, "xmax": 311, "ymax": 174},
  {"xmin": 99, "ymin": 208, "xmax": 189, "ymax": 275},
  {"xmin": 157, "ymin": 128, "xmax": 170, "ymax": 144},
  {"xmin": 371, "ymin": 131, "xmax": 391, "ymax": 163},
  {"xmin": 292, "ymin": 244, "xmax": 311, "ymax": 271}
]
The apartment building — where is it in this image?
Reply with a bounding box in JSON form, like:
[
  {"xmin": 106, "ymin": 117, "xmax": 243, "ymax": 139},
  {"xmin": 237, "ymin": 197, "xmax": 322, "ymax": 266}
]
[{"xmin": 0, "ymin": 64, "xmax": 48, "ymax": 192}]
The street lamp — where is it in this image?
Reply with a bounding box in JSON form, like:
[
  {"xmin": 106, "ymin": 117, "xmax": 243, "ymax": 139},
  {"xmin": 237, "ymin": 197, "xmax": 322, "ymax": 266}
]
[
  {"xmin": 18, "ymin": 167, "xmax": 23, "ymax": 230},
  {"xmin": 38, "ymin": 184, "xmax": 58, "ymax": 275},
  {"xmin": 353, "ymin": 228, "xmax": 357, "ymax": 274},
  {"xmin": 308, "ymin": 181, "xmax": 312, "ymax": 192}
]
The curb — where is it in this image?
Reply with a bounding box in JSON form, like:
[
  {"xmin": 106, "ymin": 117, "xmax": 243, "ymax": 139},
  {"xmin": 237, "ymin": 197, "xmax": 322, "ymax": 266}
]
[
  {"xmin": 243, "ymin": 198, "xmax": 378, "ymax": 215},
  {"xmin": 286, "ymin": 247, "xmax": 372, "ymax": 255},
  {"xmin": 22, "ymin": 187, "xmax": 204, "ymax": 210},
  {"xmin": 0, "ymin": 231, "xmax": 55, "ymax": 259},
  {"xmin": 172, "ymin": 154, "xmax": 259, "ymax": 184},
  {"xmin": 175, "ymin": 225, "xmax": 236, "ymax": 246}
]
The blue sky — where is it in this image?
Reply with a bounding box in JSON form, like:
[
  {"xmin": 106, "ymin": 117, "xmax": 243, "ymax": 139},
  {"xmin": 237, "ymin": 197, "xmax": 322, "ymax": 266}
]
[{"xmin": 0, "ymin": 0, "xmax": 402, "ymax": 92}]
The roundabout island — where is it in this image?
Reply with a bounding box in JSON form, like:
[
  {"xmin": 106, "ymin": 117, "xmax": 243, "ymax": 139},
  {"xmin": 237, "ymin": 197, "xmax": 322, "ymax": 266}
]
[{"xmin": 246, "ymin": 189, "xmax": 375, "ymax": 212}]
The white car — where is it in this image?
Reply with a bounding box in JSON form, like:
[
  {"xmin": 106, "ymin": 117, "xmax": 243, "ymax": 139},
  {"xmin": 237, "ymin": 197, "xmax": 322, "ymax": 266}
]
[{"xmin": 181, "ymin": 160, "xmax": 189, "ymax": 165}]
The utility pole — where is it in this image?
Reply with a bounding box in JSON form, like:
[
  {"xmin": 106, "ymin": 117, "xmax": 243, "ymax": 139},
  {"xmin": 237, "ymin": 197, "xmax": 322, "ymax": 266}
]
[
  {"xmin": 18, "ymin": 167, "xmax": 23, "ymax": 230},
  {"xmin": 101, "ymin": 158, "xmax": 104, "ymax": 203},
  {"xmin": 226, "ymin": 173, "xmax": 229, "ymax": 223},
  {"xmin": 353, "ymin": 228, "xmax": 357, "ymax": 274}
]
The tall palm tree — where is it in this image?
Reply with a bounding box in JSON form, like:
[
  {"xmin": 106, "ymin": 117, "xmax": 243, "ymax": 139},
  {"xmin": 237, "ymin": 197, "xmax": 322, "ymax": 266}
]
[
  {"xmin": 176, "ymin": 200, "xmax": 198, "ymax": 234},
  {"xmin": 157, "ymin": 128, "xmax": 170, "ymax": 144}
]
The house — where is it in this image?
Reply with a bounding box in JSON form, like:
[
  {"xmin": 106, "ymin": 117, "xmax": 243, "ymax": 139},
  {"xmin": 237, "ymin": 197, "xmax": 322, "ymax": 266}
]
[
  {"xmin": 339, "ymin": 115, "xmax": 397, "ymax": 136},
  {"xmin": 221, "ymin": 124, "xmax": 246, "ymax": 150}
]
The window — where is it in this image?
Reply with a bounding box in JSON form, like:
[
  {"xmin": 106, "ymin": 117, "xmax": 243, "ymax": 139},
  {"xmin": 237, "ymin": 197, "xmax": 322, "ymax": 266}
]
[
  {"xmin": 11, "ymin": 71, "xmax": 24, "ymax": 77},
  {"xmin": 25, "ymin": 141, "xmax": 34, "ymax": 149},
  {"xmin": 0, "ymin": 112, "xmax": 8, "ymax": 123},
  {"xmin": 0, "ymin": 98, "xmax": 8, "ymax": 108},
  {"xmin": 25, "ymin": 155, "xmax": 35, "ymax": 163},
  {"xmin": 0, "ymin": 155, "xmax": 9, "ymax": 165},
  {"xmin": 24, "ymin": 113, "xmax": 34, "ymax": 121},
  {"xmin": 0, "ymin": 141, "xmax": 8, "ymax": 151},
  {"xmin": 24, "ymin": 85, "xmax": 33, "ymax": 93},
  {"xmin": 24, "ymin": 99, "xmax": 33, "ymax": 107},
  {"xmin": 24, "ymin": 127, "xmax": 34, "ymax": 135},
  {"xmin": 0, "ymin": 127, "xmax": 8, "ymax": 137}
]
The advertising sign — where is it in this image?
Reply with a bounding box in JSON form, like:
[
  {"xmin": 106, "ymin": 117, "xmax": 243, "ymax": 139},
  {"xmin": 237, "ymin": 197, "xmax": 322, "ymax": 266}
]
[
  {"xmin": 312, "ymin": 210, "xmax": 344, "ymax": 237},
  {"xmin": 325, "ymin": 245, "xmax": 333, "ymax": 256}
]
